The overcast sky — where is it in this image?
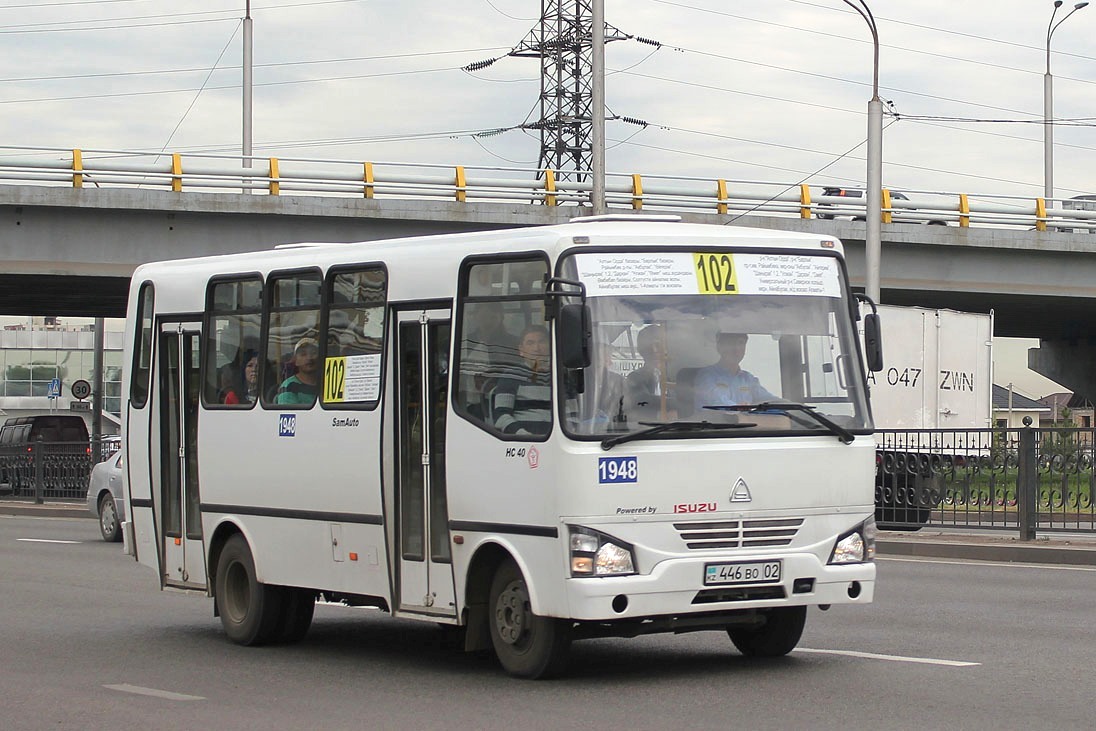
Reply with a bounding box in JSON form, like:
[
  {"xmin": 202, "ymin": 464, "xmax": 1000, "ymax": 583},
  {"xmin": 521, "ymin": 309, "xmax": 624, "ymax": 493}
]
[{"xmin": 3, "ymin": 0, "xmax": 1090, "ymax": 395}]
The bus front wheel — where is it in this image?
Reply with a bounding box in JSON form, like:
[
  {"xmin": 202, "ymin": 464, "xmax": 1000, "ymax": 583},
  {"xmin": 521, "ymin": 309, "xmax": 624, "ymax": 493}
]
[
  {"xmin": 215, "ymin": 534, "xmax": 283, "ymax": 646},
  {"xmin": 728, "ymin": 606, "xmax": 807, "ymax": 658},
  {"xmin": 488, "ymin": 559, "xmax": 571, "ymax": 679}
]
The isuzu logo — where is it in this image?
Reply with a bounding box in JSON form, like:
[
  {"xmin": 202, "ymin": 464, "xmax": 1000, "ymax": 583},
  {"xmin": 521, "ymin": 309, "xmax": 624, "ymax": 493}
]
[
  {"xmin": 730, "ymin": 478, "xmax": 752, "ymax": 503},
  {"xmin": 673, "ymin": 502, "xmax": 717, "ymax": 514}
]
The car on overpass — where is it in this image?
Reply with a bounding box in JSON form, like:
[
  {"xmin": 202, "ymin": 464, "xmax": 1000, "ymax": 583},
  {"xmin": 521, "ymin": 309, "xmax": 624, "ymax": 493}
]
[{"xmin": 816, "ymin": 187, "xmax": 949, "ymax": 225}]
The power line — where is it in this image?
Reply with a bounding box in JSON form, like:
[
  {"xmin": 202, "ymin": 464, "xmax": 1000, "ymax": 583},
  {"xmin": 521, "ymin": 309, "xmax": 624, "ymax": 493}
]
[
  {"xmin": 0, "ymin": 17, "xmax": 237, "ymax": 34},
  {"xmin": 617, "ymin": 69, "xmax": 863, "ymax": 117},
  {"xmin": 667, "ymin": 45, "xmax": 1044, "ymax": 119},
  {"xmin": 0, "ymin": 47, "xmax": 511, "ymax": 84},
  {"xmin": 0, "ymin": 66, "xmax": 463, "ymax": 105},
  {"xmin": 646, "ymin": 0, "xmax": 1094, "ymax": 84},
  {"xmin": 174, "ymin": 127, "xmax": 520, "ymax": 154},
  {"xmin": 0, "ymin": 0, "xmax": 367, "ymax": 33},
  {"xmin": 786, "ymin": 0, "xmax": 1096, "ymax": 65}
]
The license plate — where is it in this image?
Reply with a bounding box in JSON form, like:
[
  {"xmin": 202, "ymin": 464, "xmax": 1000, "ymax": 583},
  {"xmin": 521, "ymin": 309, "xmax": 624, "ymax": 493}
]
[{"xmin": 704, "ymin": 560, "xmax": 782, "ymax": 586}]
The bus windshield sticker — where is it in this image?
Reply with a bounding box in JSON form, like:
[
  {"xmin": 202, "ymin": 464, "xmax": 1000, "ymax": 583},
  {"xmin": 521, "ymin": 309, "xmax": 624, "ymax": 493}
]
[
  {"xmin": 574, "ymin": 252, "xmax": 840, "ymax": 298},
  {"xmin": 323, "ymin": 354, "xmax": 381, "ymax": 403}
]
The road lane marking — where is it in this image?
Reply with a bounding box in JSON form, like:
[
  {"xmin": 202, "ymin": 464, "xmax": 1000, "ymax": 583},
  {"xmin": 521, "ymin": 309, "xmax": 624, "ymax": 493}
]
[
  {"xmin": 879, "ymin": 556, "xmax": 1096, "ymax": 572},
  {"xmin": 17, "ymin": 538, "xmax": 81, "ymax": 544},
  {"xmin": 104, "ymin": 684, "xmax": 205, "ymax": 701},
  {"xmin": 797, "ymin": 648, "xmax": 980, "ymax": 667}
]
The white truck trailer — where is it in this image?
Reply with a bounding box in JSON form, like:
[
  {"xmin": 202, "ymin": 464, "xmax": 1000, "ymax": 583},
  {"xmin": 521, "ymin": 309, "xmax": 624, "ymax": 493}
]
[{"xmin": 867, "ymin": 305, "xmax": 994, "ymax": 527}]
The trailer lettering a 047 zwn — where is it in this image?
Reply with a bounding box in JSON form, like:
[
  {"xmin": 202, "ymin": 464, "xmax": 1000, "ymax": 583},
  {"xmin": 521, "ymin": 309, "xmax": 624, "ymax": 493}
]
[{"xmin": 865, "ymin": 305, "xmax": 994, "ymax": 527}]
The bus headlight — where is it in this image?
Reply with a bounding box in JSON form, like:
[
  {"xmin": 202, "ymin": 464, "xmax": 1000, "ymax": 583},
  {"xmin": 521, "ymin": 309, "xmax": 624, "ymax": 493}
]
[
  {"xmin": 828, "ymin": 517, "xmax": 877, "ymax": 564},
  {"xmin": 569, "ymin": 527, "xmax": 636, "ymax": 577}
]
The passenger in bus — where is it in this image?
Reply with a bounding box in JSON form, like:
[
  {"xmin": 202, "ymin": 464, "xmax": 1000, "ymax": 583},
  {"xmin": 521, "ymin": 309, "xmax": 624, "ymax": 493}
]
[
  {"xmin": 625, "ymin": 325, "xmax": 670, "ymax": 418},
  {"xmin": 491, "ymin": 324, "xmax": 551, "ymax": 435},
  {"xmin": 693, "ymin": 332, "xmax": 775, "ymax": 411},
  {"xmin": 223, "ymin": 350, "xmax": 259, "ymax": 405},
  {"xmin": 218, "ymin": 364, "xmax": 241, "ymax": 404},
  {"xmin": 276, "ymin": 337, "xmax": 320, "ymax": 405}
]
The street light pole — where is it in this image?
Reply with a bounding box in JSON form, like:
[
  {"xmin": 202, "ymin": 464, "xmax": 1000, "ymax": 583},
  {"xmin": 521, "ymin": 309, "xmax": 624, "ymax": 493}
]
[
  {"xmin": 842, "ymin": 1, "xmax": 882, "ymax": 303},
  {"xmin": 591, "ymin": 0, "xmax": 606, "ymax": 215},
  {"xmin": 243, "ymin": 1, "xmax": 253, "ymax": 174},
  {"xmin": 1044, "ymin": 1, "xmax": 1088, "ymax": 204}
]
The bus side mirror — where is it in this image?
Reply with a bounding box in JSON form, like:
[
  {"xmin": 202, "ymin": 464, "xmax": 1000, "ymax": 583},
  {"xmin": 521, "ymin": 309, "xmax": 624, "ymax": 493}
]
[
  {"xmin": 557, "ymin": 303, "xmax": 592, "ymax": 369},
  {"xmin": 863, "ymin": 312, "xmax": 883, "ymax": 372}
]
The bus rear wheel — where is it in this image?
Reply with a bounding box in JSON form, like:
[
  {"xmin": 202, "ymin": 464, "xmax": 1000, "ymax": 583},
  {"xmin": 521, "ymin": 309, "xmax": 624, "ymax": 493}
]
[
  {"xmin": 728, "ymin": 606, "xmax": 807, "ymax": 658},
  {"xmin": 488, "ymin": 558, "xmax": 571, "ymax": 679},
  {"xmin": 274, "ymin": 588, "xmax": 316, "ymax": 644},
  {"xmin": 215, "ymin": 534, "xmax": 283, "ymax": 646}
]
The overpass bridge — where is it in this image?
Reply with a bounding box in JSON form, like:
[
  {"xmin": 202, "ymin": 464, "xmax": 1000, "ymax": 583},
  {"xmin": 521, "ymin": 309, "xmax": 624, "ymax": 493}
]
[{"xmin": 4, "ymin": 145, "xmax": 1096, "ymax": 398}]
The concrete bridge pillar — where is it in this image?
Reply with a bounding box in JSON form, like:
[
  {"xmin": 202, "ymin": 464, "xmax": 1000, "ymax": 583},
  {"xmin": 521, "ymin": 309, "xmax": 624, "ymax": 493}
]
[{"xmin": 1029, "ymin": 339, "xmax": 1096, "ymax": 403}]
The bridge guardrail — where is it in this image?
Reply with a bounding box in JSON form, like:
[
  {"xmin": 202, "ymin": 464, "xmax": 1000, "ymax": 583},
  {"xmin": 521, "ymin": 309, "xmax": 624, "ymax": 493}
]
[
  {"xmin": 876, "ymin": 427, "xmax": 1096, "ymax": 538},
  {"xmin": 2, "ymin": 145, "xmax": 1096, "ymax": 232}
]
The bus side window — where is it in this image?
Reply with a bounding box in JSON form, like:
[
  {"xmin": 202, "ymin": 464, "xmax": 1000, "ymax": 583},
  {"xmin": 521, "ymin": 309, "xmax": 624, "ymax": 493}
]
[
  {"xmin": 322, "ymin": 267, "xmax": 387, "ymax": 408},
  {"xmin": 130, "ymin": 282, "xmax": 155, "ymax": 408},
  {"xmin": 265, "ymin": 270, "xmax": 322, "ymax": 408},
  {"xmin": 454, "ymin": 256, "xmax": 550, "ymax": 437},
  {"xmin": 203, "ymin": 277, "xmax": 262, "ymax": 408}
]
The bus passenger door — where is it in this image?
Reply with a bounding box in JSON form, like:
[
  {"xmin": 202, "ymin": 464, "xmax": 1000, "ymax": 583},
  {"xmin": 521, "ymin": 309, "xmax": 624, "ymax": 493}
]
[
  {"xmin": 156, "ymin": 322, "xmax": 206, "ymax": 590},
  {"xmin": 394, "ymin": 308, "xmax": 455, "ymax": 617}
]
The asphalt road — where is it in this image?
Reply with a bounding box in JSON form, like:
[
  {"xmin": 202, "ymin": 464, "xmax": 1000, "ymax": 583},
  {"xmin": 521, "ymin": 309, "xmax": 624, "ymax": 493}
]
[{"xmin": 3, "ymin": 513, "xmax": 1095, "ymax": 731}]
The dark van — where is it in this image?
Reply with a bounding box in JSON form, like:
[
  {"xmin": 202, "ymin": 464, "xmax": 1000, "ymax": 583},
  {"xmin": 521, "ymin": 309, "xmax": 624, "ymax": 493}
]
[
  {"xmin": 0, "ymin": 415, "xmax": 89, "ymax": 445},
  {"xmin": 0, "ymin": 415, "xmax": 90, "ymax": 493}
]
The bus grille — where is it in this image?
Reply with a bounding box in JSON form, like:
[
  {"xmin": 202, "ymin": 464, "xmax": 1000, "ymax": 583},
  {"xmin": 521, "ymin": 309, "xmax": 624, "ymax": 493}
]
[{"xmin": 673, "ymin": 518, "xmax": 803, "ymax": 550}]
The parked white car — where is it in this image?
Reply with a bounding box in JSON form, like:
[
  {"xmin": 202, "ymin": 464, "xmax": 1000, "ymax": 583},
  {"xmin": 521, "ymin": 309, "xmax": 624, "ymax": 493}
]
[{"xmin": 86, "ymin": 451, "xmax": 125, "ymax": 542}]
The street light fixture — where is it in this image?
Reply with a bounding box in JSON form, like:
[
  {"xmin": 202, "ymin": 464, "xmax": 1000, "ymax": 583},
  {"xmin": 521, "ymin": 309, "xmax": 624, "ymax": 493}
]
[
  {"xmin": 840, "ymin": 1, "xmax": 882, "ymax": 303},
  {"xmin": 1044, "ymin": 1, "xmax": 1088, "ymax": 204}
]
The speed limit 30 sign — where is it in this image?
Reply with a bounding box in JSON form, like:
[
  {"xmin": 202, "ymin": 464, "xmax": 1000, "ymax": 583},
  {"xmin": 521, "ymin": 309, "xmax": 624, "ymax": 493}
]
[{"xmin": 71, "ymin": 379, "xmax": 92, "ymax": 400}]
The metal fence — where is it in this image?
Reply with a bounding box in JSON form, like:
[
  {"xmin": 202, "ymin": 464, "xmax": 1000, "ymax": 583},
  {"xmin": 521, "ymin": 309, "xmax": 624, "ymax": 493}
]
[
  {"xmin": 876, "ymin": 427, "xmax": 1096, "ymax": 537},
  {"xmin": 0, "ymin": 438, "xmax": 118, "ymax": 502}
]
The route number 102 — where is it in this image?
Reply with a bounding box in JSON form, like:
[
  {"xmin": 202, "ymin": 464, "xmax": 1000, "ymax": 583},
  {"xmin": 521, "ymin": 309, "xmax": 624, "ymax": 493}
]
[{"xmin": 693, "ymin": 253, "xmax": 739, "ymax": 295}]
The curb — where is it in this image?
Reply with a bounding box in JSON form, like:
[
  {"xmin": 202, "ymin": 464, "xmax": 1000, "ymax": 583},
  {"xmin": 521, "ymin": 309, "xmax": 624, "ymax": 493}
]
[
  {"xmin": 877, "ymin": 537, "xmax": 1096, "ymax": 566},
  {"xmin": 0, "ymin": 501, "xmax": 90, "ymax": 520}
]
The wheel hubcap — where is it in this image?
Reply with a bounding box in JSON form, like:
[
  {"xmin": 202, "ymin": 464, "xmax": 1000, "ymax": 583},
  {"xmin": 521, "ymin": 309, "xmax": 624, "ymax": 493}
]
[
  {"xmin": 100, "ymin": 500, "xmax": 116, "ymax": 534},
  {"xmin": 223, "ymin": 561, "xmax": 250, "ymax": 623},
  {"xmin": 494, "ymin": 579, "xmax": 530, "ymax": 646}
]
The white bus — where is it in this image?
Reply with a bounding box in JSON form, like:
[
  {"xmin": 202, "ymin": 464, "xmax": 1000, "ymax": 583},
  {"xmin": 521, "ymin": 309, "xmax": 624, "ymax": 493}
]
[{"xmin": 121, "ymin": 216, "xmax": 880, "ymax": 678}]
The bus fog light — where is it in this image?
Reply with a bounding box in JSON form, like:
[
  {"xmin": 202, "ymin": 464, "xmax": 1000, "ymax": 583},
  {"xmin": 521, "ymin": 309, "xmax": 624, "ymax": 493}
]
[{"xmin": 596, "ymin": 543, "xmax": 635, "ymax": 575}]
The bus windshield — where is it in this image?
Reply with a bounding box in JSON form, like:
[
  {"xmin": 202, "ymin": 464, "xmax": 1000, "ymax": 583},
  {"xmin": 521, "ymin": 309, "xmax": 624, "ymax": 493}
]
[{"xmin": 557, "ymin": 249, "xmax": 871, "ymax": 439}]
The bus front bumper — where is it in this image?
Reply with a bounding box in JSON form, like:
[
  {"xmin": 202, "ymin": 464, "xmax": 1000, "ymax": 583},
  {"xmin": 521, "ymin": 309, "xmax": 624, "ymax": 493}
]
[{"xmin": 562, "ymin": 552, "xmax": 875, "ymax": 621}]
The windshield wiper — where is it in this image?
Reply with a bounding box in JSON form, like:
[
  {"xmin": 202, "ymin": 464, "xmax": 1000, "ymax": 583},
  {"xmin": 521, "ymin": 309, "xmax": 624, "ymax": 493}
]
[
  {"xmin": 703, "ymin": 402, "xmax": 856, "ymax": 444},
  {"xmin": 601, "ymin": 420, "xmax": 757, "ymax": 451}
]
